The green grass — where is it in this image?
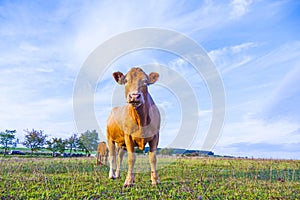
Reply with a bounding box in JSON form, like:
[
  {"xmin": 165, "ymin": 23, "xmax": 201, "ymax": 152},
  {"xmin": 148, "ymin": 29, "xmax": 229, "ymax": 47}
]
[{"xmin": 0, "ymin": 156, "xmax": 299, "ymax": 199}]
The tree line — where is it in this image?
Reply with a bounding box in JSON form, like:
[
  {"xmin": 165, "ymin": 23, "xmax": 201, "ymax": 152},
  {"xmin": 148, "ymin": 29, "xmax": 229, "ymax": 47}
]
[{"xmin": 0, "ymin": 129, "xmax": 100, "ymax": 156}]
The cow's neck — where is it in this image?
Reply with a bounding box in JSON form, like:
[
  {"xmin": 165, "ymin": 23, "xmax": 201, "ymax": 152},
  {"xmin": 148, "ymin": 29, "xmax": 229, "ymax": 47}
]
[
  {"xmin": 135, "ymin": 104, "xmax": 149, "ymax": 127},
  {"xmin": 130, "ymin": 94, "xmax": 152, "ymax": 127}
]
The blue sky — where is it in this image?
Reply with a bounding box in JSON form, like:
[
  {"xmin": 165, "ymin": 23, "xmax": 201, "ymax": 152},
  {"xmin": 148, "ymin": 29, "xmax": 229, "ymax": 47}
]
[{"xmin": 1, "ymin": 0, "xmax": 300, "ymax": 159}]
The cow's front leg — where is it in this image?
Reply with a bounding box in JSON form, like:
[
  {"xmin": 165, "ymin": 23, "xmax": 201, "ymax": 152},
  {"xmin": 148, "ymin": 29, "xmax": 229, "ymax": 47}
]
[
  {"xmin": 108, "ymin": 141, "xmax": 116, "ymax": 179},
  {"xmin": 124, "ymin": 151, "xmax": 135, "ymax": 187},
  {"xmin": 116, "ymin": 146, "xmax": 125, "ymax": 178},
  {"xmin": 149, "ymin": 135, "xmax": 160, "ymax": 186},
  {"xmin": 124, "ymin": 136, "xmax": 135, "ymax": 187},
  {"xmin": 149, "ymin": 150, "xmax": 160, "ymax": 185}
]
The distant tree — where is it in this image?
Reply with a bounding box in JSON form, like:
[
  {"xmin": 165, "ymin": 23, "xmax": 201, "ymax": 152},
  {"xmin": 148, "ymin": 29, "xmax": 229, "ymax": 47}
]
[
  {"xmin": 135, "ymin": 148, "xmax": 144, "ymax": 154},
  {"xmin": 159, "ymin": 148, "xmax": 174, "ymax": 156},
  {"xmin": 0, "ymin": 130, "xmax": 16, "ymax": 156},
  {"xmin": 77, "ymin": 140, "xmax": 86, "ymax": 154},
  {"xmin": 23, "ymin": 129, "xmax": 47, "ymax": 155},
  {"xmin": 46, "ymin": 137, "xmax": 66, "ymax": 156},
  {"xmin": 78, "ymin": 130, "xmax": 99, "ymax": 155},
  {"xmin": 56, "ymin": 138, "xmax": 66, "ymax": 154},
  {"xmin": 66, "ymin": 134, "xmax": 79, "ymax": 155}
]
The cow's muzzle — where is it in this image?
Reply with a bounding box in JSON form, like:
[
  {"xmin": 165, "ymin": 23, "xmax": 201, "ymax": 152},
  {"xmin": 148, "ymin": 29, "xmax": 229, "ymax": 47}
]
[{"xmin": 128, "ymin": 93, "xmax": 143, "ymax": 107}]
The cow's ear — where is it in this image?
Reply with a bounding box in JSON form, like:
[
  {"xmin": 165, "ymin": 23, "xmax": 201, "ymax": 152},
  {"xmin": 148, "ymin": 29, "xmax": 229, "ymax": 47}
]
[
  {"xmin": 148, "ymin": 72, "xmax": 159, "ymax": 84},
  {"xmin": 113, "ymin": 72, "xmax": 125, "ymax": 85}
]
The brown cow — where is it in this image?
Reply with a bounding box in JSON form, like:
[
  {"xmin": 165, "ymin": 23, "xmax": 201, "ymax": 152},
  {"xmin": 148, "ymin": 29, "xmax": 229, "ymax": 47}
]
[
  {"xmin": 107, "ymin": 67, "xmax": 160, "ymax": 187},
  {"xmin": 96, "ymin": 141, "xmax": 108, "ymax": 166}
]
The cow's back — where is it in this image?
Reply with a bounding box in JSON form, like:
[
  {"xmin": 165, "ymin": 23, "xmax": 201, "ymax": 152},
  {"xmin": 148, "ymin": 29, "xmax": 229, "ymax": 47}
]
[{"xmin": 97, "ymin": 142, "xmax": 108, "ymax": 156}]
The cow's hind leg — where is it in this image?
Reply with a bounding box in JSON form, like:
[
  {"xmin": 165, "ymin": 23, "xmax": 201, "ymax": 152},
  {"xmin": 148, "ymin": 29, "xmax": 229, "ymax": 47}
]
[
  {"xmin": 108, "ymin": 140, "xmax": 116, "ymax": 179},
  {"xmin": 96, "ymin": 152, "xmax": 100, "ymax": 166},
  {"xmin": 104, "ymin": 151, "xmax": 108, "ymax": 165},
  {"xmin": 116, "ymin": 146, "xmax": 125, "ymax": 178},
  {"xmin": 99, "ymin": 155, "xmax": 103, "ymax": 166}
]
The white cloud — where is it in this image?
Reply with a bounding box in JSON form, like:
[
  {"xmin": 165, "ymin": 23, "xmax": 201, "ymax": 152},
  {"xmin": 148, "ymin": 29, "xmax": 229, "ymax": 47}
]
[
  {"xmin": 222, "ymin": 118, "xmax": 299, "ymax": 145},
  {"xmin": 66, "ymin": 0, "xmax": 259, "ymax": 65},
  {"xmin": 205, "ymin": 41, "xmax": 300, "ymax": 158},
  {"xmin": 214, "ymin": 117, "xmax": 300, "ymax": 158},
  {"xmin": 0, "ymin": 96, "xmax": 74, "ymax": 140},
  {"xmin": 35, "ymin": 67, "xmax": 55, "ymax": 73},
  {"xmin": 208, "ymin": 42, "xmax": 259, "ymax": 73},
  {"xmin": 230, "ymin": 0, "xmax": 253, "ymax": 19},
  {"xmin": 19, "ymin": 42, "xmax": 40, "ymax": 52},
  {"xmin": 233, "ymin": 41, "xmax": 300, "ymax": 121}
]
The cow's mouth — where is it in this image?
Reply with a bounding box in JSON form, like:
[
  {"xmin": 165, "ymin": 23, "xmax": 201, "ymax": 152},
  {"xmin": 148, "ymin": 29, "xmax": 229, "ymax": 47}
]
[{"xmin": 129, "ymin": 101, "xmax": 142, "ymax": 108}]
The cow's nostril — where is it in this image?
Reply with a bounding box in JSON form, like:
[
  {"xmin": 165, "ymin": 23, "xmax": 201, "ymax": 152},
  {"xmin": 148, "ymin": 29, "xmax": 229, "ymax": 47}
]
[{"xmin": 129, "ymin": 93, "xmax": 141, "ymax": 101}]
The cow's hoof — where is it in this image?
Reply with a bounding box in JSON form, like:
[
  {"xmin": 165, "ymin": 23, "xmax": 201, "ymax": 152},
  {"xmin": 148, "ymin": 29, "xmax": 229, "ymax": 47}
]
[
  {"xmin": 116, "ymin": 171, "xmax": 121, "ymax": 179},
  {"xmin": 151, "ymin": 179, "xmax": 160, "ymax": 186},
  {"xmin": 151, "ymin": 172, "xmax": 160, "ymax": 186},
  {"xmin": 109, "ymin": 170, "xmax": 116, "ymax": 179},
  {"xmin": 109, "ymin": 175, "xmax": 116, "ymax": 180},
  {"xmin": 123, "ymin": 177, "xmax": 134, "ymax": 188},
  {"xmin": 123, "ymin": 183, "xmax": 134, "ymax": 188}
]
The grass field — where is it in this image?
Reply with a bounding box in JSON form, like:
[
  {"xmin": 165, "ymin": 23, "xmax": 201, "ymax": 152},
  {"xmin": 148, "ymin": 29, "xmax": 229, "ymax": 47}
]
[{"xmin": 0, "ymin": 156, "xmax": 299, "ymax": 199}]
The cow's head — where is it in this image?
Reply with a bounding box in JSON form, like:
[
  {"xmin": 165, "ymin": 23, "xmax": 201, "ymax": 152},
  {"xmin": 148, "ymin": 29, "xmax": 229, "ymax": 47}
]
[{"xmin": 113, "ymin": 67, "xmax": 159, "ymax": 108}]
